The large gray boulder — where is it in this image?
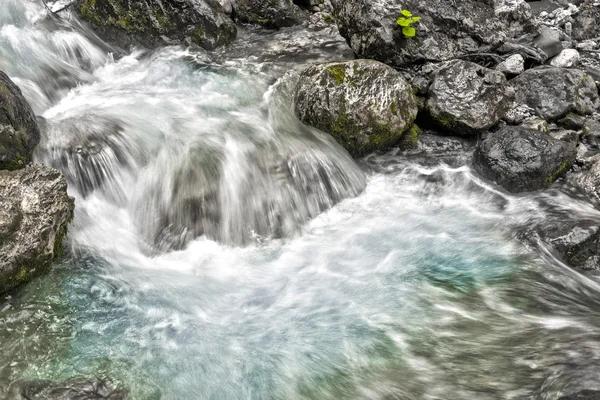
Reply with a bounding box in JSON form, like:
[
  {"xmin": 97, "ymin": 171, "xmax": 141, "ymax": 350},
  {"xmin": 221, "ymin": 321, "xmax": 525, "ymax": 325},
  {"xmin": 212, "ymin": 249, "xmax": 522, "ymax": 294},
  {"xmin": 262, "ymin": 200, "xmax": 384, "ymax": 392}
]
[
  {"xmin": 0, "ymin": 71, "xmax": 40, "ymax": 171},
  {"xmin": 427, "ymin": 60, "xmax": 514, "ymax": 135},
  {"xmin": 294, "ymin": 60, "xmax": 418, "ymax": 157},
  {"xmin": 330, "ymin": 0, "xmax": 537, "ymax": 68},
  {"xmin": 233, "ymin": 0, "xmax": 306, "ymax": 28},
  {"xmin": 473, "ymin": 125, "xmax": 576, "ymax": 192},
  {"xmin": 75, "ymin": 0, "xmax": 237, "ymax": 50},
  {"xmin": 0, "ymin": 165, "xmax": 74, "ymax": 295},
  {"xmin": 511, "ymin": 67, "xmax": 600, "ymax": 120}
]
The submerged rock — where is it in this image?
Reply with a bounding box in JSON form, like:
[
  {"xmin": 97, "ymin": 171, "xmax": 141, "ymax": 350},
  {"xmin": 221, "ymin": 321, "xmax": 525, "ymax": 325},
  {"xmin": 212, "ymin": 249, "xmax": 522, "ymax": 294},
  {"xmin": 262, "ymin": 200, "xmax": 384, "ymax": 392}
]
[
  {"xmin": 473, "ymin": 125, "xmax": 576, "ymax": 192},
  {"xmin": 427, "ymin": 60, "xmax": 514, "ymax": 135},
  {"xmin": 0, "ymin": 71, "xmax": 40, "ymax": 171},
  {"xmin": 234, "ymin": 0, "xmax": 306, "ymax": 28},
  {"xmin": 74, "ymin": 0, "xmax": 237, "ymax": 50},
  {"xmin": 511, "ymin": 67, "xmax": 600, "ymax": 120},
  {"xmin": 294, "ymin": 60, "xmax": 418, "ymax": 157},
  {"xmin": 0, "ymin": 165, "xmax": 74, "ymax": 295},
  {"xmin": 330, "ymin": 0, "xmax": 536, "ymax": 68},
  {"xmin": 8, "ymin": 377, "xmax": 129, "ymax": 399}
]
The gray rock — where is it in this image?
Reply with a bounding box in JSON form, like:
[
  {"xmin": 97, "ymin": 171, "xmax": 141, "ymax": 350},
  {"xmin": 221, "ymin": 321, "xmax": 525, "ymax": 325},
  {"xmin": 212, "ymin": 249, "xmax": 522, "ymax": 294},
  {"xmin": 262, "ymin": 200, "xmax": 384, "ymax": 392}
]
[
  {"xmin": 533, "ymin": 27, "xmax": 564, "ymax": 58},
  {"xmin": 511, "ymin": 67, "xmax": 600, "ymax": 120},
  {"xmin": 559, "ymin": 113, "xmax": 587, "ymax": 130},
  {"xmin": 75, "ymin": 0, "xmax": 237, "ymax": 50},
  {"xmin": 550, "ymin": 48, "xmax": 581, "ymax": 67},
  {"xmin": 572, "ymin": 0, "xmax": 599, "ymax": 41},
  {"xmin": 550, "ymin": 129, "xmax": 581, "ymax": 143},
  {"xmin": 0, "ymin": 71, "xmax": 40, "ymax": 171},
  {"xmin": 473, "ymin": 125, "xmax": 577, "ymax": 192},
  {"xmin": 330, "ymin": 0, "xmax": 536, "ymax": 68},
  {"xmin": 427, "ymin": 60, "xmax": 514, "ymax": 135},
  {"xmin": 577, "ymin": 160, "xmax": 600, "ymax": 201},
  {"xmin": 0, "ymin": 165, "xmax": 74, "ymax": 295},
  {"xmin": 521, "ymin": 118, "xmax": 549, "ymax": 132},
  {"xmin": 294, "ymin": 60, "xmax": 418, "ymax": 157},
  {"xmin": 234, "ymin": 0, "xmax": 306, "ymax": 28},
  {"xmin": 8, "ymin": 378, "xmax": 129, "ymax": 400},
  {"xmin": 496, "ymin": 54, "xmax": 525, "ymax": 75}
]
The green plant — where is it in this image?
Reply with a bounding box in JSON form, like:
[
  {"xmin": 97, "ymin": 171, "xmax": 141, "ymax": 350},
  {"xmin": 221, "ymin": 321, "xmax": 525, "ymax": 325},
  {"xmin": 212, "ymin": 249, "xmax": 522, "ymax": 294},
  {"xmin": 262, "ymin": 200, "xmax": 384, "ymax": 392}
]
[{"xmin": 396, "ymin": 10, "xmax": 421, "ymax": 38}]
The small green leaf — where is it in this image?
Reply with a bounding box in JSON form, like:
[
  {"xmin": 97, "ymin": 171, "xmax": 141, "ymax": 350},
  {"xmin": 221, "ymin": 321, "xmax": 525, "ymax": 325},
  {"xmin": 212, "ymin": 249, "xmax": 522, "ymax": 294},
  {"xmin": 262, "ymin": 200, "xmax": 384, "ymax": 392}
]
[
  {"xmin": 401, "ymin": 9, "xmax": 413, "ymax": 17},
  {"xmin": 412, "ymin": 16, "xmax": 421, "ymax": 22},
  {"xmin": 397, "ymin": 17, "xmax": 411, "ymax": 26},
  {"xmin": 403, "ymin": 26, "xmax": 416, "ymax": 37}
]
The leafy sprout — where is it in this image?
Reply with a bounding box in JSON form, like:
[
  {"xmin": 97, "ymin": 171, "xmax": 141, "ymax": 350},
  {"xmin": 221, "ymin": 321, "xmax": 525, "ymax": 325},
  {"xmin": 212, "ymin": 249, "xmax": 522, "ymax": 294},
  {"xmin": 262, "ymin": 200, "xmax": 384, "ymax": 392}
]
[{"xmin": 397, "ymin": 9, "xmax": 421, "ymax": 38}]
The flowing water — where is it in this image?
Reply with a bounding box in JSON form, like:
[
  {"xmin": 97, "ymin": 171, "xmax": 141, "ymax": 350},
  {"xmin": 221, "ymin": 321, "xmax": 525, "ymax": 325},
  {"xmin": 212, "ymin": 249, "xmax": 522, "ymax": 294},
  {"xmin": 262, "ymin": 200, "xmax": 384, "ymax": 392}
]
[{"xmin": 2, "ymin": 1, "xmax": 600, "ymax": 399}]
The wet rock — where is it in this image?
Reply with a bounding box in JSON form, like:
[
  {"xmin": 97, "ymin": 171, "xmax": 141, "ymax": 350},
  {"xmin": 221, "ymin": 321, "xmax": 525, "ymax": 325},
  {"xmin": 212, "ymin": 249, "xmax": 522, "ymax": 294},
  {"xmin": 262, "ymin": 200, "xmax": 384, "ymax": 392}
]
[
  {"xmin": 510, "ymin": 67, "xmax": 600, "ymax": 120},
  {"xmin": 473, "ymin": 125, "xmax": 577, "ymax": 192},
  {"xmin": 330, "ymin": 0, "xmax": 536, "ymax": 68},
  {"xmin": 0, "ymin": 165, "xmax": 74, "ymax": 295},
  {"xmin": 551, "ymin": 49, "xmax": 581, "ymax": 67},
  {"xmin": 294, "ymin": 60, "xmax": 418, "ymax": 157},
  {"xmin": 427, "ymin": 60, "xmax": 514, "ymax": 135},
  {"xmin": 74, "ymin": 0, "xmax": 237, "ymax": 50},
  {"xmin": 558, "ymin": 390, "xmax": 600, "ymax": 400},
  {"xmin": 8, "ymin": 377, "xmax": 129, "ymax": 399},
  {"xmin": 234, "ymin": 0, "xmax": 307, "ymax": 28},
  {"xmin": 0, "ymin": 71, "xmax": 40, "ymax": 171},
  {"xmin": 533, "ymin": 27, "xmax": 563, "ymax": 58},
  {"xmin": 577, "ymin": 160, "xmax": 600, "ymax": 202},
  {"xmin": 496, "ymin": 54, "xmax": 525, "ymax": 75}
]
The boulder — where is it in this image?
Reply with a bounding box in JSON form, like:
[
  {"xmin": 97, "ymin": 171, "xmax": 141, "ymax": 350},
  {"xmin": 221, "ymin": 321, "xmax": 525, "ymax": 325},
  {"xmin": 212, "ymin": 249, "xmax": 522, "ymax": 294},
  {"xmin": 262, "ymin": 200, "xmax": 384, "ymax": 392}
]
[
  {"xmin": 0, "ymin": 71, "xmax": 40, "ymax": 171},
  {"xmin": 0, "ymin": 165, "xmax": 74, "ymax": 295},
  {"xmin": 8, "ymin": 378, "xmax": 129, "ymax": 400},
  {"xmin": 233, "ymin": 0, "xmax": 306, "ymax": 28},
  {"xmin": 427, "ymin": 60, "xmax": 514, "ymax": 135},
  {"xmin": 496, "ymin": 54, "xmax": 525, "ymax": 75},
  {"xmin": 533, "ymin": 27, "xmax": 563, "ymax": 59},
  {"xmin": 473, "ymin": 125, "xmax": 576, "ymax": 192},
  {"xmin": 511, "ymin": 67, "xmax": 600, "ymax": 120},
  {"xmin": 294, "ymin": 60, "xmax": 418, "ymax": 157},
  {"xmin": 572, "ymin": 0, "xmax": 599, "ymax": 41},
  {"xmin": 330, "ymin": 0, "xmax": 537, "ymax": 68},
  {"xmin": 75, "ymin": 0, "xmax": 237, "ymax": 50},
  {"xmin": 550, "ymin": 49, "xmax": 581, "ymax": 68}
]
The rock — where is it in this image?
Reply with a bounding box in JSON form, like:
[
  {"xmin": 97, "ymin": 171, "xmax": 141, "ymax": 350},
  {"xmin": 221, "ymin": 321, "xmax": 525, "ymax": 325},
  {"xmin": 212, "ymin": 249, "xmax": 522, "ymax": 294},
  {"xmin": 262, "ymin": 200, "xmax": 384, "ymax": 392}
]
[
  {"xmin": 75, "ymin": 0, "xmax": 237, "ymax": 50},
  {"xmin": 473, "ymin": 125, "xmax": 577, "ymax": 192},
  {"xmin": 234, "ymin": 0, "xmax": 306, "ymax": 28},
  {"xmin": 550, "ymin": 128, "xmax": 580, "ymax": 143},
  {"xmin": 496, "ymin": 54, "xmax": 525, "ymax": 75},
  {"xmin": 0, "ymin": 165, "xmax": 74, "ymax": 295},
  {"xmin": 577, "ymin": 160, "xmax": 600, "ymax": 202},
  {"xmin": 573, "ymin": 0, "xmax": 599, "ymax": 41},
  {"xmin": 0, "ymin": 71, "xmax": 40, "ymax": 171},
  {"xmin": 426, "ymin": 60, "xmax": 514, "ymax": 135},
  {"xmin": 558, "ymin": 390, "xmax": 600, "ymax": 400},
  {"xmin": 294, "ymin": 60, "xmax": 418, "ymax": 157},
  {"xmin": 511, "ymin": 67, "xmax": 600, "ymax": 120},
  {"xmin": 8, "ymin": 377, "xmax": 129, "ymax": 399},
  {"xmin": 551, "ymin": 49, "xmax": 581, "ymax": 67},
  {"xmin": 330, "ymin": 0, "xmax": 536, "ymax": 68},
  {"xmin": 494, "ymin": 0, "xmax": 539, "ymax": 38},
  {"xmin": 559, "ymin": 113, "xmax": 587, "ymax": 130},
  {"xmin": 533, "ymin": 27, "xmax": 564, "ymax": 58},
  {"xmin": 521, "ymin": 118, "xmax": 549, "ymax": 132},
  {"xmin": 504, "ymin": 103, "xmax": 536, "ymax": 124}
]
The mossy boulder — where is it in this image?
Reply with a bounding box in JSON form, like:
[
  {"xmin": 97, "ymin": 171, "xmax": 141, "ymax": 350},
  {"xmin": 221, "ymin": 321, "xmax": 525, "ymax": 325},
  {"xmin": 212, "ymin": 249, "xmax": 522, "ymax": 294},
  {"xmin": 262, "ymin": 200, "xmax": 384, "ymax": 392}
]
[
  {"xmin": 0, "ymin": 165, "xmax": 74, "ymax": 295},
  {"xmin": 0, "ymin": 71, "xmax": 40, "ymax": 171},
  {"xmin": 233, "ymin": 0, "xmax": 306, "ymax": 29},
  {"xmin": 510, "ymin": 67, "xmax": 600, "ymax": 120},
  {"xmin": 473, "ymin": 125, "xmax": 576, "ymax": 193},
  {"xmin": 427, "ymin": 60, "xmax": 514, "ymax": 135},
  {"xmin": 75, "ymin": 0, "xmax": 237, "ymax": 50},
  {"xmin": 294, "ymin": 60, "xmax": 418, "ymax": 157}
]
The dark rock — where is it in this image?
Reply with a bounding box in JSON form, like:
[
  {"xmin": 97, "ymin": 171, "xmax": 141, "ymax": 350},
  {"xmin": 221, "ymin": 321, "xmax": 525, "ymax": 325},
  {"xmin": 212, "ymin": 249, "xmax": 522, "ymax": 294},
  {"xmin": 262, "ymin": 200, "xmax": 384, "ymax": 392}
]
[
  {"xmin": 426, "ymin": 60, "xmax": 514, "ymax": 135},
  {"xmin": 330, "ymin": 0, "xmax": 537, "ymax": 68},
  {"xmin": 559, "ymin": 113, "xmax": 587, "ymax": 130},
  {"xmin": 533, "ymin": 26, "xmax": 563, "ymax": 58},
  {"xmin": 572, "ymin": 0, "xmax": 599, "ymax": 41},
  {"xmin": 234, "ymin": 0, "xmax": 307, "ymax": 28},
  {"xmin": 74, "ymin": 0, "xmax": 237, "ymax": 50},
  {"xmin": 0, "ymin": 165, "xmax": 74, "ymax": 295},
  {"xmin": 511, "ymin": 67, "xmax": 600, "ymax": 120},
  {"xmin": 558, "ymin": 390, "xmax": 600, "ymax": 400},
  {"xmin": 8, "ymin": 377, "xmax": 129, "ymax": 399},
  {"xmin": 543, "ymin": 218, "xmax": 600, "ymax": 270},
  {"xmin": 0, "ymin": 71, "xmax": 40, "ymax": 171},
  {"xmin": 473, "ymin": 125, "xmax": 576, "ymax": 192},
  {"xmin": 294, "ymin": 60, "xmax": 418, "ymax": 157}
]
